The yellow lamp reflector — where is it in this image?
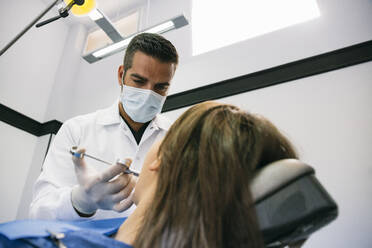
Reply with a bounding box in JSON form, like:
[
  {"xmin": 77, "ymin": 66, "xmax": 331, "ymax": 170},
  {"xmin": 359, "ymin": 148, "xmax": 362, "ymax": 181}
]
[{"xmin": 64, "ymin": 0, "xmax": 96, "ymax": 16}]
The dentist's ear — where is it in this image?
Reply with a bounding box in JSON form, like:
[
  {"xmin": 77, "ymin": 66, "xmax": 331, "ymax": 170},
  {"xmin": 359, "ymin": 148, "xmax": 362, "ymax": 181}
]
[{"xmin": 118, "ymin": 65, "xmax": 125, "ymax": 87}]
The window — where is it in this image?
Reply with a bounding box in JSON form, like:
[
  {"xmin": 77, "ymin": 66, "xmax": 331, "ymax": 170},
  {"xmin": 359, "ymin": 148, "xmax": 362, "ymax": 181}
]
[{"xmin": 192, "ymin": 0, "xmax": 320, "ymax": 56}]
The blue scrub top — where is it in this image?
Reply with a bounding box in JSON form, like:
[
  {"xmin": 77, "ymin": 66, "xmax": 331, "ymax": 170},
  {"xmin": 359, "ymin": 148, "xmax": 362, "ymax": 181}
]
[{"xmin": 0, "ymin": 217, "xmax": 132, "ymax": 248}]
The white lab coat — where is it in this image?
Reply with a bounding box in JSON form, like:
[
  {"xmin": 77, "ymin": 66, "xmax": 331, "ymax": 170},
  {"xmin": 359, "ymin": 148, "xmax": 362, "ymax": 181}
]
[{"xmin": 29, "ymin": 101, "xmax": 171, "ymax": 220}]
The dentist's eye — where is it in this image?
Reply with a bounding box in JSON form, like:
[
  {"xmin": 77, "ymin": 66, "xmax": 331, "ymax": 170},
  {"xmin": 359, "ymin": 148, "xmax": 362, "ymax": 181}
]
[{"xmin": 156, "ymin": 85, "xmax": 169, "ymax": 91}]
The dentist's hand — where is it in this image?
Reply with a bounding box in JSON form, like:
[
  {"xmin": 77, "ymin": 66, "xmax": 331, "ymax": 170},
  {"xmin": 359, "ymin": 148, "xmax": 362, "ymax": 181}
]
[{"xmin": 71, "ymin": 148, "xmax": 136, "ymax": 216}]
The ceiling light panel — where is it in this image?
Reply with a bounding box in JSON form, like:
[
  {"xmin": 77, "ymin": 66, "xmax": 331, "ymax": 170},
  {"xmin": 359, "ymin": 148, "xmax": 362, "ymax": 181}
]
[{"xmin": 83, "ymin": 14, "xmax": 188, "ymax": 63}]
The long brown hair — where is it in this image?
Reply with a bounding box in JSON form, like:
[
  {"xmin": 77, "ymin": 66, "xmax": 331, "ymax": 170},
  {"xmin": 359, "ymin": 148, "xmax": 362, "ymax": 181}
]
[{"xmin": 134, "ymin": 101, "xmax": 297, "ymax": 247}]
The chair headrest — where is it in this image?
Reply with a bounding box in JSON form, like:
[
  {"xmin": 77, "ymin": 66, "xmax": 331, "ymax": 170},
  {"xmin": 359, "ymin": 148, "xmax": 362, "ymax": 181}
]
[
  {"xmin": 251, "ymin": 159, "xmax": 338, "ymax": 247},
  {"xmin": 251, "ymin": 159, "xmax": 314, "ymax": 203}
]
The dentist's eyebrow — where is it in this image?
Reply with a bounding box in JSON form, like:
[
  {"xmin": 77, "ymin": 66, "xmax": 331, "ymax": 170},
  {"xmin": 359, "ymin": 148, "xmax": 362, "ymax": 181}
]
[
  {"xmin": 131, "ymin": 73, "xmax": 148, "ymax": 82},
  {"xmin": 132, "ymin": 73, "xmax": 170, "ymax": 85}
]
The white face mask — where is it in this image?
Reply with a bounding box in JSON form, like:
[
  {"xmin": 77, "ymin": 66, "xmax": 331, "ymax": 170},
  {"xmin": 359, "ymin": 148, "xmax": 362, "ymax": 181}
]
[{"xmin": 120, "ymin": 85, "xmax": 166, "ymax": 123}]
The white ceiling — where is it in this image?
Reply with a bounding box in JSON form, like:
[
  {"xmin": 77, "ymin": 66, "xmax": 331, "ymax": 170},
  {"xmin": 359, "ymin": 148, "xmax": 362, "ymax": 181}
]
[{"xmin": 39, "ymin": 0, "xmax": 147, "ymax": 30}]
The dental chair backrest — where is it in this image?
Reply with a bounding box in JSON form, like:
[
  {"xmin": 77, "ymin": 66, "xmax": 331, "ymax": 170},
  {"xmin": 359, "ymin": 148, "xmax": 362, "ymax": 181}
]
[{"xmin": 251, "ymin": 159, "xmax": 338, "ymax": 247}]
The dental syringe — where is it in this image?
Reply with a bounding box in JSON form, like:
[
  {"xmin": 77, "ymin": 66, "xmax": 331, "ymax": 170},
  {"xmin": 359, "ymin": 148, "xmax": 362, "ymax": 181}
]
[{"xmin": 69, "ymin": 147, "xmax": 139, "ymax": 177}]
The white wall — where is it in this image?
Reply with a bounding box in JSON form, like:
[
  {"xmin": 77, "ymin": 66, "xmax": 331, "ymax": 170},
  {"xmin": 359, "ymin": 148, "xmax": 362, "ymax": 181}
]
[
  {"xmin": 16, "ymin": 134, "xmax": 53, "ymax": 220},
  {"xmin": 163, "ymin": 61, "xmax": 372, "ymax": 247},
  {"xmin": 43, "ymin": 24, "xmax": 87, "ymax": 122},
  {"xmin": 0, "ymin": 0, "xmax": 69, "ymax": 122},
  {"xmin": 0, "ymin": 122, "xmax": 37, "ymax": 222},
  {"xmin": 0, "ymin": 0, "xmax": 69, "ymax": 222}
]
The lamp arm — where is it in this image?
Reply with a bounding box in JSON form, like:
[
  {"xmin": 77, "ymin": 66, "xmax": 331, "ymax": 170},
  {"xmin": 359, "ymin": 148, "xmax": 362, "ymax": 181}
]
[
  {"xmin": 36, "ymin": 0, "xmax": 77, "ymax": 28},
  {"xmin": 0, "ymin": 0, "xmax": 60, "ymax": 57},
  {"xmin": 35, "ymin": 15, "xmax": 63, "ymax": 28}
]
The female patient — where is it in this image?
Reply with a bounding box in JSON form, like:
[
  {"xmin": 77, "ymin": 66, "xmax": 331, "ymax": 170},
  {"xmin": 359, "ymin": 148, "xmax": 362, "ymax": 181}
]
[
  {"xmin": 0, "ymin": 101, "xmax": 297, "ymax": 247},
  {"xmin": 115, "ymin": 101, "xmax": 297, "ymax": 247}
]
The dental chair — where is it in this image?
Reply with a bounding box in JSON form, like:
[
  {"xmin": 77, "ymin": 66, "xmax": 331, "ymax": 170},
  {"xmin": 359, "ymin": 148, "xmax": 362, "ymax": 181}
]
[{"xmin": 251, "ymin": 159, "xmax": 338, "ymax": 247}]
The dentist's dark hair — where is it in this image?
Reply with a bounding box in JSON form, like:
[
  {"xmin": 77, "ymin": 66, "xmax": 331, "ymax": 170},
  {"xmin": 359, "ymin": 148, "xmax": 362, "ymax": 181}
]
[
  {"xmin": 134, "ymin": 101, "xmax": 298, "ymax": 248},
  {"xmin": 123, "ymin": 33, "xmax": 178, "ymax": 70}
]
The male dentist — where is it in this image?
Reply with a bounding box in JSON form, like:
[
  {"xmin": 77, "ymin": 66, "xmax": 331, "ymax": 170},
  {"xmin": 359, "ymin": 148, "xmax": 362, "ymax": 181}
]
[{"xmin": 30, "ymin": 33, "xmax": 178, "ymax": 220}]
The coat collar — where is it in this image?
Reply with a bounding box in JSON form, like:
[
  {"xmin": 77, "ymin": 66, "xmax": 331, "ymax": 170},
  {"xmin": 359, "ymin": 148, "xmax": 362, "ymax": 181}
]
[{"xmin": 97, "ymin": 100, "xmax": 172, "ymax": 131}]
